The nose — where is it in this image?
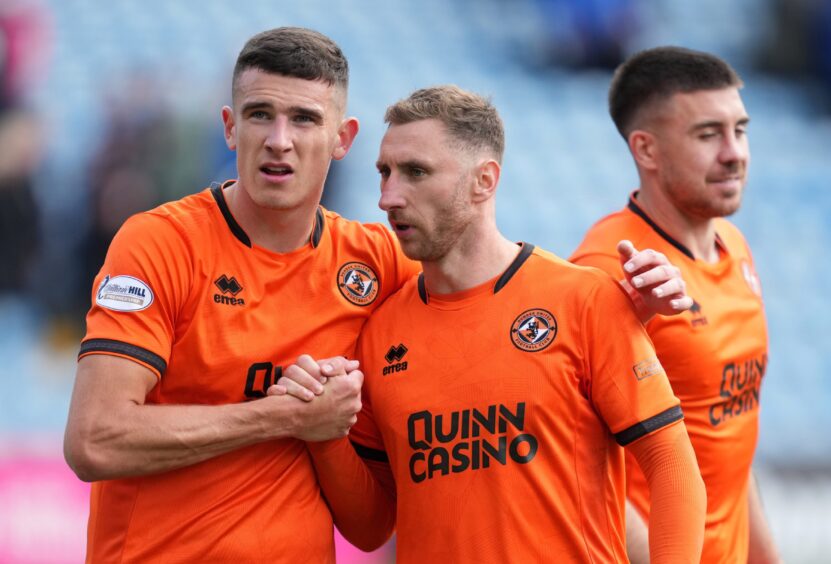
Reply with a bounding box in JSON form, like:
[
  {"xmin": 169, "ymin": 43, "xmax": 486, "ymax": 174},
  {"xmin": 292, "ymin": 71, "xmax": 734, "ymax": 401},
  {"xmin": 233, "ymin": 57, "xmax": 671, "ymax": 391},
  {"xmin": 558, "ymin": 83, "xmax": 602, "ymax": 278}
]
[
  {"xmin": 265, "ymin": 117, "xmax": 292, "ymax": 153},
  {"xmin": 378, "ymin": 172, "xmax": 406, "ymax": 212},
  {"xmin": 719, "ymin": 130, "xmax": 748, "ymax": 166}
]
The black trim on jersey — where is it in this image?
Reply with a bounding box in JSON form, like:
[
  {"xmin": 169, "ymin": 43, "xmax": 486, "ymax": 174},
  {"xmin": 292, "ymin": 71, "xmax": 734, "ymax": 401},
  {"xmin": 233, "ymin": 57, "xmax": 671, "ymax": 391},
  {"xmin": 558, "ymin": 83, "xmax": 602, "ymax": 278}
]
[
  {"xmin": 211, "ymin": 182, "xmax": 252, "ymax": 248},
  {"xmin": 351, "ymin": 440, "xmax": 389, "ymax": 463},
  {"xmin": 627, "ymin": 195, "xmax": 693, "ymax": 260},
  {"xmin": 614, "ymin": 405, "xmax": 684, "ymax": 446},
  {"xmin": 494, "ymin": 242, "xmax": 535, "ymax": 294},
  {"xmin": 311, "ymin": 207, "xmax": 325, "ymax": 248},
  {"xmin": 79, "ymin": 339, "xmax": 167, "ymax": 375},
  {"xmin": 417, "ymin": 273, "xmax": 428, "ymax": 304},
  {"xmin": 416, "ymin": 242, "xmax": 535, "ymax": 304}
]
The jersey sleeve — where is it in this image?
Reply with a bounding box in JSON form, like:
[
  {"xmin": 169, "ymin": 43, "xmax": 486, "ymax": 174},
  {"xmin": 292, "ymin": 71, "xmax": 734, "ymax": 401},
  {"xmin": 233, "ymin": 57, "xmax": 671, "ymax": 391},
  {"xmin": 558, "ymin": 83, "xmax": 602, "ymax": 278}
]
[
  {"xmin": 78, "ymin": 212, "xmax": 192, "ymax": 378},
  {"xmin": 569, "ymin": 250, "xmax": 624, "ymax": 280},
  {"xmin": 580, "ymin": 275, "xmax": 682, "ymax": 445},
  {"xmin": 349, "ymin": 330, "xmax": 389, "ymax": 461}
]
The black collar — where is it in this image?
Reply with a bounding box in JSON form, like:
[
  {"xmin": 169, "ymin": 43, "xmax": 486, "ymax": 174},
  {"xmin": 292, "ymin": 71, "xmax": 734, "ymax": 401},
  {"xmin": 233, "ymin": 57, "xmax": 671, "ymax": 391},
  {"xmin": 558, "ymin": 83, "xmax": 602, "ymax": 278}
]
[
  {"xmin": 418, "ymin": 242, "xmax": 535, "ymax": 304},
  {"xmin": 210, "ymin": 181, "xmax": 325, "ymax": 248}
]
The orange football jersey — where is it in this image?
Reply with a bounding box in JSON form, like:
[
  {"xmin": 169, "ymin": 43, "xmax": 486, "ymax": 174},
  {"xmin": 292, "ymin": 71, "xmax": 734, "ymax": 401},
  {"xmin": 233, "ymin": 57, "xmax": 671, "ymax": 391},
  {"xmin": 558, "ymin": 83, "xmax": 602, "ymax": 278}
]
[
  {"xmin": 78, "ymin": 181, "xmax": 418, "ymax": 562},
  {"xmin": 350, "ymin": 243, "xmax": 682, "ymax": 563},
  {"xmin": 570, "ymin": 193, "xmax": 768, "ymax": 563}
]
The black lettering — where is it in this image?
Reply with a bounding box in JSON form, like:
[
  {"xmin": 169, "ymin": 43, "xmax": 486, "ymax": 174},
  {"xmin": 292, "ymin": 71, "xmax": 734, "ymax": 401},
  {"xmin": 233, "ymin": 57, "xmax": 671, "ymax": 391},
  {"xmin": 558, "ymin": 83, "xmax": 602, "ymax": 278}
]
[
  {"xmin": 214, "ymin": 294, "xmax": 221, "ymax": 303},
  {"xmin": 471, "ymin": 405, "xmax": 497, "ymax": 437},
  {"xmin": 409, "ymin": 452, "xmax": 426, "ymax": 483},
  {"xmin": 244, "ymin": 362, "xmax": 274, "ymax": 399},
  {"xmin": 451, "ymin": 442, "xmax": 470, "ymax": 473},
  {"xmin": 481, "ymin": 436, "xmax": 508, "ymax": 467},
  {"xmin": 435, "ymin": 412, "xmax": 459, "ymax": 443},
  {"xmin": 510, "ymin": 434, "xmax": 538, "ymax": 463},
  {"xmin": 408, "ymin": 411, "xmax": 432, "ymax": 450},
  {"xmin": 427, "ymin": 447, "xmax": 449, "ymax": 479},
  {"xmin": 460, "ymin": 409, "xmax": 470, "ymax": 440},
  {"xmin": 498, "ymin": 402, "xmax": 526, "ymax": 433},
  {"xmin": 720, "ymin": 363, "xmax": 734, "ymax": 398}
]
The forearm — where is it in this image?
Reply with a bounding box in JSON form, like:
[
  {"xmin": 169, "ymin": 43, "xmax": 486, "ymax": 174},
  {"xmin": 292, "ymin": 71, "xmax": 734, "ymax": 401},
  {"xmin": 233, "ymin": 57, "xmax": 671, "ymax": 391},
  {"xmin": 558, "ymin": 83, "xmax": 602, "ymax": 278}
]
[
  {"xmin": 747, "ymin": 471, "xmax": 781, "ymax": 564},
  {"xmin": 628, "ymin": 422, "xmax": 706, "ymax": 563},
  {"xmin": 307, "ymin": 438, "xmax": 396, "ymax": 551},
  {"xmin": 626, "ymin": 498, "xmax": 650, "ymax": 564},
  {"xmin": 65, "ymin": 395, "xmax": 298, "ymax": 481}
]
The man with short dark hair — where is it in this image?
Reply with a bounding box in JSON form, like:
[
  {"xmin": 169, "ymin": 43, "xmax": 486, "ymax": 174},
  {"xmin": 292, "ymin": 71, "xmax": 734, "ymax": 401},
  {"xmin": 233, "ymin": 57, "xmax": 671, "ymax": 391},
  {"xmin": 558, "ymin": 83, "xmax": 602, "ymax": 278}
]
[
  {"xmin": 571, "ymin": 46, "xmax": 781, "ymax": 563},
  {"xmin": 63, "ymin": 27, "xmax": 413, "ymax": 562}
]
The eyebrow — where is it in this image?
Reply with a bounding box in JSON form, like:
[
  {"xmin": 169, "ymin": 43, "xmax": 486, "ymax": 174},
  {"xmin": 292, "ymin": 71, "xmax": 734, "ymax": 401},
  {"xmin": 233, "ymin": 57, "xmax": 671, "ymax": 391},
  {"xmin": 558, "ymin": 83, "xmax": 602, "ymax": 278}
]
[
  {"xmin": 239, "ymin": 101, "xmax": 325, "ymax": 121},
  {"xmin": 690, "ymin": 116, "xmax": 751, "ymax": 131}
]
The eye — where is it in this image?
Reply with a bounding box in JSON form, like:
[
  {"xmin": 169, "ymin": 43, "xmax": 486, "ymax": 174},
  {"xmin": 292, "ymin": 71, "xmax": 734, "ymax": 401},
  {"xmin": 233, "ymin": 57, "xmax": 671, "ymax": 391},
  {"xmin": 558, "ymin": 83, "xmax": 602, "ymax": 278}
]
[
  {"xmin": 408, "ymin": 167, "xmax": 426, "ymax": 177},
  {"xmin": 250, "ymin": 110, "xmax": 270, "ymax": 120},
  {"xmin": 377, "ymin": 166, "xmax": 390, "ymax": 179}
]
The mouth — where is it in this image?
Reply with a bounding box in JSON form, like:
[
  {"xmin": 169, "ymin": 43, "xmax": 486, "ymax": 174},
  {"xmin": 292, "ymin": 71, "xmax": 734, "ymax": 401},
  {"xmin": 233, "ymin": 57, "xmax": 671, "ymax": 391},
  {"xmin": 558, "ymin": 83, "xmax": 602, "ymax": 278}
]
[
  {"xmin": 260, "ymin": 163, "xmax": 294, "ymax": 179},
  {"xmin": 389, "ymin": 218, "xmax": 414, "ymax": 236}
]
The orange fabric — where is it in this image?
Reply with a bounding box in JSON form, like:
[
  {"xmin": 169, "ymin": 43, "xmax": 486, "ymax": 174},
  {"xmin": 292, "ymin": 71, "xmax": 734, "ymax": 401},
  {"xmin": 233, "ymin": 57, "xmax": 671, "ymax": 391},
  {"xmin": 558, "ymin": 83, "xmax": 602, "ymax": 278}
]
[
  {"xmin": 79, "ymin": 181, "xmax": 418, "ymax": 562},
  {"xmin": 628, "ymin": 420, "xmax": 705, "ymax": 563},
  {"xmin": 350, "ymin": 244, "xmax": 681, "ymax": 563},
  {"xmin": 306, "ymin": 438, "xmax": 396, "ymax": 551},
  {"xmin": 571, "ymin": 193, "xmax": 768, "ymax": 563}
]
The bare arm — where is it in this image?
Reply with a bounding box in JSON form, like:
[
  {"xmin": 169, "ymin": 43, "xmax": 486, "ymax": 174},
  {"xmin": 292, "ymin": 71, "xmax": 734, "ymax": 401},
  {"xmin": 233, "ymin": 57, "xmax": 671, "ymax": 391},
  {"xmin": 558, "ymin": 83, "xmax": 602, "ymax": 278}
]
[
  {"xmin": 747, "ymin": 471, "xmax": 782, "ymax": 564},
  {"xmin": 626, "ymin": 498, "xmax": 650, "ymax": 564},
  {"xmin": 627, "ymin": 422, "xmax": 706, "ymax": 563},
  {"xmin": 63, "ymin": 354, "xmax": 361, "ymax": 481}
]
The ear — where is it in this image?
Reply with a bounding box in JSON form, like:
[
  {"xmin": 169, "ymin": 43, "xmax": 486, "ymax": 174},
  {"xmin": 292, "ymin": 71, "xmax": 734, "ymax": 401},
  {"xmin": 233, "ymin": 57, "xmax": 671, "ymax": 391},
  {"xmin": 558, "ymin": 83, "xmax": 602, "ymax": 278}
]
[
  {"xmin": 221, "ymin": 106, "xmax": 236, "ymax": 151},
  {"xmin": 471, "ymin": 159, "xmax": 501, "ymax": 203},
  {"xmin": 332, "ymin": 117, "xmax": 360, "ymax": 160},
  {"xmin": 628, "ymin": 129, "xmax": 658, "ymax": 172}
]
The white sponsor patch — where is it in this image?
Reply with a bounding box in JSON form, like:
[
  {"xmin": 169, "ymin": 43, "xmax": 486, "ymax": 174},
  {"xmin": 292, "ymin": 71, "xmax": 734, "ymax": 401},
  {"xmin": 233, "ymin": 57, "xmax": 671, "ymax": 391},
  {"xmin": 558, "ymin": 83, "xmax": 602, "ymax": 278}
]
[{"xmin": 96, "ymin": 275, "xmax": 154, "ymax": 312}]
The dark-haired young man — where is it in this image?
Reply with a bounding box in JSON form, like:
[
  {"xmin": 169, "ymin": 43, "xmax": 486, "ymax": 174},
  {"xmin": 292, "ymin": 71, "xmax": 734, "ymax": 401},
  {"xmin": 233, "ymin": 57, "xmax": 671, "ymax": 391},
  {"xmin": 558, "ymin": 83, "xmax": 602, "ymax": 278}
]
[
  {"xmin": 63, "ymin": 27, "xmax": 414, "ymax": 562},
  {"xmin": 571, "ymin": 46, "xmax": 781, "ymax": 563}
]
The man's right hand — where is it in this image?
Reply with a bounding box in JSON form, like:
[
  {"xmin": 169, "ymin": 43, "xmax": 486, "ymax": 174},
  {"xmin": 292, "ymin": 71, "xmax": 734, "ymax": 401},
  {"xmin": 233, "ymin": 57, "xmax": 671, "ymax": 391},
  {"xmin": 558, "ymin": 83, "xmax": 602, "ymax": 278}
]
[{"xmin": 267, "ymin": 354, "xmax": 363, "ymax": 441}]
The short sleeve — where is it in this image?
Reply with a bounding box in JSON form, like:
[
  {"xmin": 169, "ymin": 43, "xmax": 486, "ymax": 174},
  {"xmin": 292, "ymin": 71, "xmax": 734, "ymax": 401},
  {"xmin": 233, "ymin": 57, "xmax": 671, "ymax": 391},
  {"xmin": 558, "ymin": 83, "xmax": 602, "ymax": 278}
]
[
  {"xmin": 581, "ymin": 276, "xmax": 682, "ymax": 446},
  {"xmin": 78, "ymin": 212, "xmax": 192, "ymax": 378},
  {"xmin": 569, "ymin": 250, "xmax": 623, "ymax": 280}
]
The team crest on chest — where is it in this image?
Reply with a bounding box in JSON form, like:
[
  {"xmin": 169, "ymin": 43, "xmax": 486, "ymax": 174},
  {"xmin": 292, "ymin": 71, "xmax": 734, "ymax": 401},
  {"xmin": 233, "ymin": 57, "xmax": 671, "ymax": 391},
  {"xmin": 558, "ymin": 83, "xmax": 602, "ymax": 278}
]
[
  {"xmin": 337, "ymin": 261, "xmax": 379, "ymax": 306},
  {"xmin": 510, "ymin": 308, "xmax": 557, "ymax": 352},
  {"xmin": 740, "ymin": 260, "xmax": 763, "ymax": 297}
]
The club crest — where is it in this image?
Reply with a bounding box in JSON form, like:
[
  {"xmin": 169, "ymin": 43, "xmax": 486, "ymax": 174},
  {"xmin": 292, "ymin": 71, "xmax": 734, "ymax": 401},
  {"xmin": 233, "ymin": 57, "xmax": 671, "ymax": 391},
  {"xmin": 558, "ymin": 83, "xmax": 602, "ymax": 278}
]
[
  {"xmin": 337, "ymin": 262, "xmax": 379, "ymax": 306},
  {"xmin": 510, "ymin": 308, "xmax": 557, "ymax": 352}
]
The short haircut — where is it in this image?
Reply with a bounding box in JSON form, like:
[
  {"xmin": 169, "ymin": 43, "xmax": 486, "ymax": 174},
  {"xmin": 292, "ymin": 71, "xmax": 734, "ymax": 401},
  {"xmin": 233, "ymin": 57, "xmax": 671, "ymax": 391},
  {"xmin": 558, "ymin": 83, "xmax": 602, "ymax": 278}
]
[
  {"xmin": 385, "ymin": 85, "xmax": 505, "ymax": 163},
  {"xmin": 232, "ymin": 27, "xmax": 349, "ymax": 102},
  {"xmin": 609, "ymin": 46, "xmax": 743, "ymax": 138}
]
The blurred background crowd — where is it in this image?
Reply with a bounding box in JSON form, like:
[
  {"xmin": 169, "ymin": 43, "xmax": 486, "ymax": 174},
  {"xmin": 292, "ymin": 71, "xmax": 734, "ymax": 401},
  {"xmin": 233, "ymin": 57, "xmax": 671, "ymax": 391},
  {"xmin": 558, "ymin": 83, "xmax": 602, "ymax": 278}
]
[{"xmin": 1, "ymin": 0, "xmax": 830, "ymax": 561}]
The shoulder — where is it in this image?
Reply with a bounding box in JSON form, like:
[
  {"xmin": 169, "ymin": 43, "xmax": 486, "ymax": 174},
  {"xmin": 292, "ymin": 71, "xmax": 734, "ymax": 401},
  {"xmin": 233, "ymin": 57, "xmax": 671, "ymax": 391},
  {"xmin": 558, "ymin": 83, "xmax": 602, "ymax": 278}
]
[
  {"xmin": 527, "ymin": 245, "xmax": 620, "ymax": 298},
  {"xmin": 571, "ymin": 207, "xmax": 649, "ymax": 259}
]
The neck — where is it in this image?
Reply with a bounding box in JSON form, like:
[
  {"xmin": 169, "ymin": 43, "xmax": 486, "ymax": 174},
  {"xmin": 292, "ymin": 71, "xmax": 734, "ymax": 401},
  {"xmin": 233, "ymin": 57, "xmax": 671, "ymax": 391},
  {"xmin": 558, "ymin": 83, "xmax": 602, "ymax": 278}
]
[
  {"xmin": 225, "ymin": 182, "xmax": 318, "ymax": 253},
  {"xmin": 421, "ymin": 219, "xmax": 520, "ymax": 295},
  {"xmin": 636, "ymin": 184, "xmax": 720, "ymax": 263}
]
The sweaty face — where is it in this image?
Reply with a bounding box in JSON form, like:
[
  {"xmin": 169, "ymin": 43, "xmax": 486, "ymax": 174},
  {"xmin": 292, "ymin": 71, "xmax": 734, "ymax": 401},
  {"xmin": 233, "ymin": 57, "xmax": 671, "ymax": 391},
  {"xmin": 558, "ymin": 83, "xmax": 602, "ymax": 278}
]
[
  {"xmin": 222, "ymin": 69, "xmax": 347, "ymax": 212},
  {"xmin": 651, "ymin": 88, "xmax": 750, "ymax": 219},
  {"xmin": 376, "ymin": 119, "xmax": 477, "ymax": 262}
]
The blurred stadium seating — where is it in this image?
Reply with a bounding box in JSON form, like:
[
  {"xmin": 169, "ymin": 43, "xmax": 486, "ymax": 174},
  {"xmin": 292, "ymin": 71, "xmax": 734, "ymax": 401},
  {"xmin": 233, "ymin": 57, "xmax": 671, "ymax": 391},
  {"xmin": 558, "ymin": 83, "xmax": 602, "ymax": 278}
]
[{"xmin": 2, "ymin": 0, "xmax": 829, "ymax": 561}]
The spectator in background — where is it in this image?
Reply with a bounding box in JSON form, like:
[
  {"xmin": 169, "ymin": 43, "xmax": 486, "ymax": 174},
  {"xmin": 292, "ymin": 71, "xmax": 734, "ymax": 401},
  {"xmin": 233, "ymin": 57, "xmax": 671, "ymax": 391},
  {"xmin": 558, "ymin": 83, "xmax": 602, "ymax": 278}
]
[
  {"xmin": 531, "ymin": 0, "xmax": 637, "ymax": 69},
  {"xmin": 0, "ymin": 0, "xmax": 50, "ymax": 296}
]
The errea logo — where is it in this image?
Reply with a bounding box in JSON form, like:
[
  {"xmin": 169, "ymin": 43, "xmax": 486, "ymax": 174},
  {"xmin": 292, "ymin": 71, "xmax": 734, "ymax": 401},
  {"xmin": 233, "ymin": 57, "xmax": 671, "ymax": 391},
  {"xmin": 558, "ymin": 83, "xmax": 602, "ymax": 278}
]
[
  {"xmin": 383, "ymin": 344, "xmax": 408, "ymax": 375},
  {"xmin": 214, "ymin": 275, "xmax": 245, "ymax": 306}
]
